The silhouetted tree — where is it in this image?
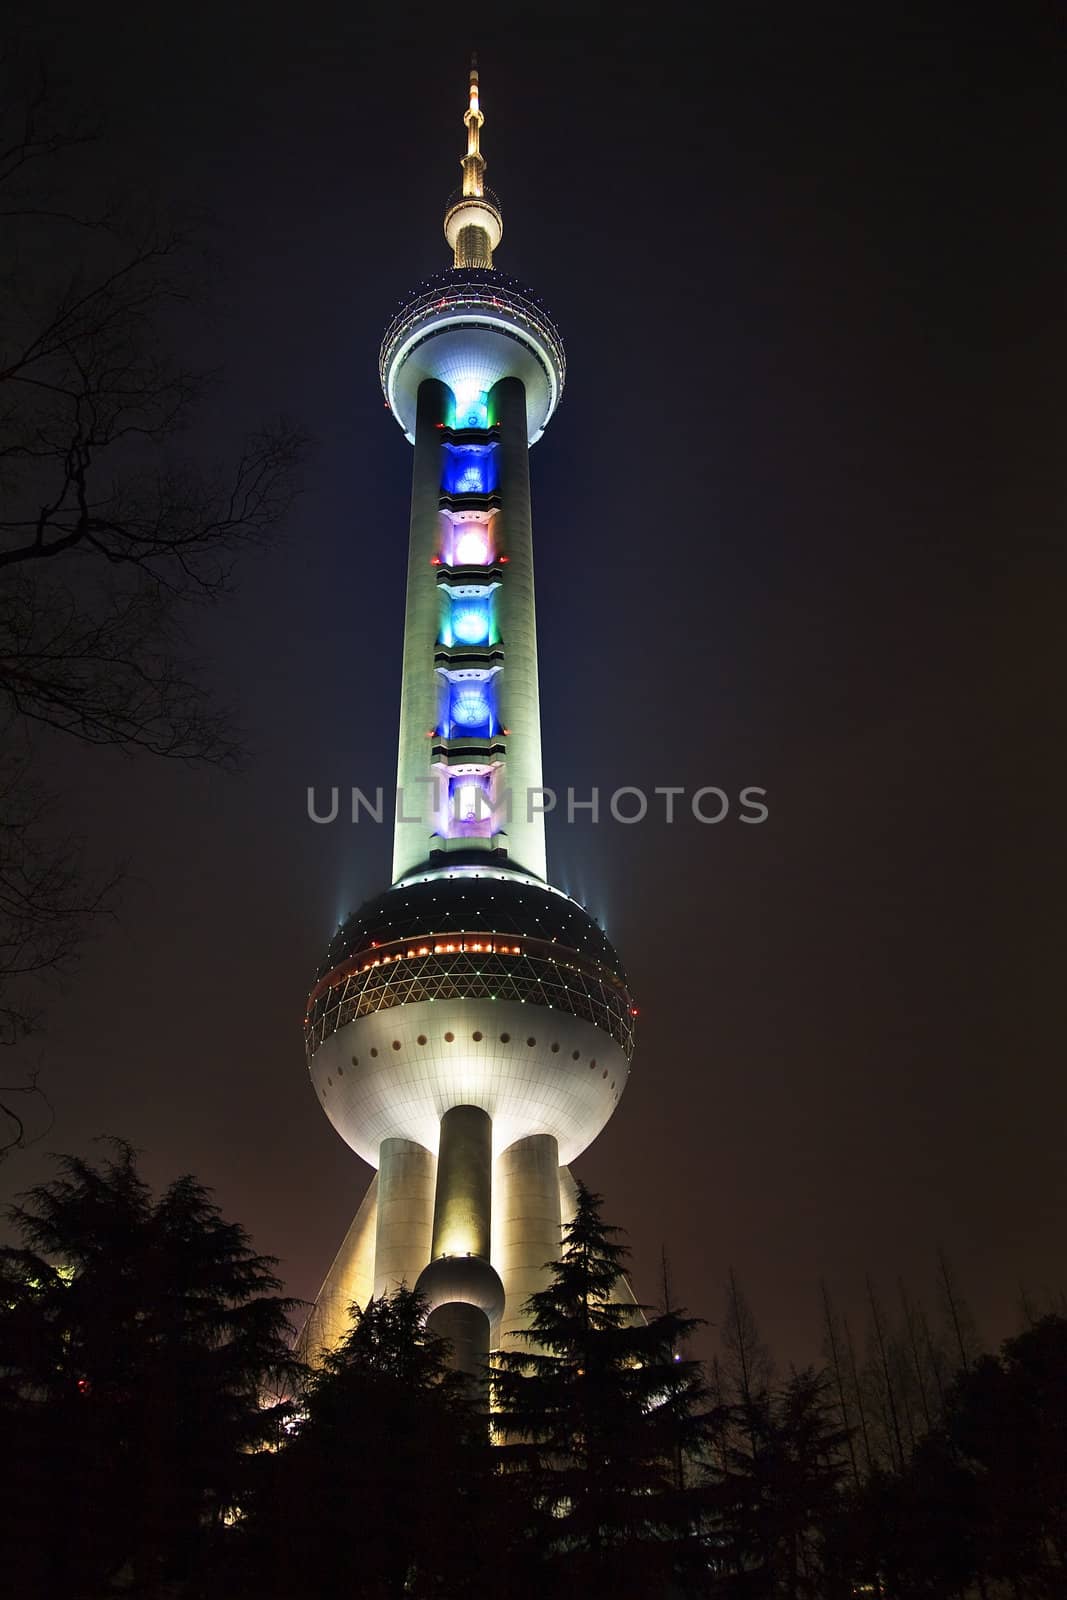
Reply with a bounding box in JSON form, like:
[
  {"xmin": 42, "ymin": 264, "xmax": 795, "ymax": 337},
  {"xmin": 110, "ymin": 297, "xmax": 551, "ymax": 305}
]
[
  {"xmin": 0, "ymin": 47, "xmax": 306, "ymax": 1043},
  {"xmin": 0, "ymin": 1141, "xmax": 301, "ymax": 1595},
  {"xmin": 231, "ymin": 1286, "xmax": 516, "ymax": 1600},
  {"xmin": 824, "ymin": 1311, "xmax": 1067, "ymax": 1598},
  {"xmin": 936, "ymin": 1247, "xmax": 981, "ymax": 1372},
  {"xmin": 945, "ymin": 1315, "xmax": 1067, "ymax": 1594},
  {"xmin": 819, "ymin": 1283, "xmax": 860, "ymax": 1490},
  {"xmin": 722, "ymin": 1267, "xmax": 773, "ymax": 1419},
  {"xmin": 707, "ymin": 1280, "xmax": 850, "ymax": 1598},
  {"xmin": 0, "ymin": 1059, "xmax": 52, "ymax": 1160},
  {"xmin": 841, "ymin": 1311, "xmax": 875, "ymax": 1479},
  {"xmin": 832, "ymin": 1446, "xmax": 985, "ymax": 1600},
  {"xmin": 863, "ymin": 1276, "xmax": 905, "ymax": 1473},
  {"xmin": 492, "ymin": 1181, "xmax": 715, "ymax": 1598},
  {"xmin": 897, "ymin": 1279, "xmax": 935, "ymax": 1436}
]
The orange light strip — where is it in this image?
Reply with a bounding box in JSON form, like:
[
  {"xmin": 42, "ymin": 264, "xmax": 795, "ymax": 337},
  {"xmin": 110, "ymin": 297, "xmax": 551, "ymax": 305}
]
[
  {"xmin": 307, "ymin": 936, "xmax": 523, "ymax": 1012},
  {"xmin": 304, "ymin": 932, "xmax": 634, "ymax": 1020}
]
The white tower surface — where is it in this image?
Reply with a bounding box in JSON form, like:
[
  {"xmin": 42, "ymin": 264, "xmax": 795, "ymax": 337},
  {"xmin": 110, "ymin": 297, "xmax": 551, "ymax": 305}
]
[{"xmin": 302, "ymin": 62, "xmax": 636, "ymax": 1373}]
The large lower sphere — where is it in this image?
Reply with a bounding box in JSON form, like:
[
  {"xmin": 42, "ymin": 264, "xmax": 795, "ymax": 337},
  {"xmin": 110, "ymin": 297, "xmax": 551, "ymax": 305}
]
[{"xmin": 306, "ymin": 870, "xmax": 633, "ymax": 1166}]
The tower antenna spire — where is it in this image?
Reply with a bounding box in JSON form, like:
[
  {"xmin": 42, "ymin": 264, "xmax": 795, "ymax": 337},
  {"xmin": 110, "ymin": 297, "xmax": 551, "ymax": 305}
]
[
  {"xmin": 463, "ymin": 54, "xmax": 484, "ymax": 194},
  {"xmin": 445, "ymin": 56, "xmax": 502, "ymax": 268}
]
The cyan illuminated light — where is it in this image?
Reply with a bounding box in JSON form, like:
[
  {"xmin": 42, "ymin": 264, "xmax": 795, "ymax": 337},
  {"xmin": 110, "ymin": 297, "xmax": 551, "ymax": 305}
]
[
  {"xmin": 453, "ymin": 383, "xmax": 488, "ymax": 429},
  {"xmin": 451, "ymin": 687, "xmax": 492, "ymax": 728},
  {"xmin": 453, "ymin": 526, "xmax": 490, "ymax": 564},
  {"xmin": 451, "ymin": 604, "xmax": 490, "ymax": 645}
]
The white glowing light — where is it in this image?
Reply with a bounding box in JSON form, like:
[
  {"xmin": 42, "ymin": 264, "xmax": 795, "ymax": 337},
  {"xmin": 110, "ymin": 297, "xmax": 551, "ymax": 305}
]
[
  {"xmin": 452, "ymin": 380, "xmax": 489, "ymax": 430},
  {"xmin": 454, "ymin": 780, "xmax": 485, "ymax": 821},
  {"xmin": 454, "ymin": 527, "xmax": 490, "ymax": 564}
]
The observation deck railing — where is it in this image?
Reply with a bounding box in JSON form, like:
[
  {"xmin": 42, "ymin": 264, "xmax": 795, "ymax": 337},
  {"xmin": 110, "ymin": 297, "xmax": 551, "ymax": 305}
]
[
  {"xmin": 379, "ymin": 270, "xmax": 566, "ymax": 397},
  {"xmin": 445, "ymin": 185, "xmax": 503, "ymax": 219}
]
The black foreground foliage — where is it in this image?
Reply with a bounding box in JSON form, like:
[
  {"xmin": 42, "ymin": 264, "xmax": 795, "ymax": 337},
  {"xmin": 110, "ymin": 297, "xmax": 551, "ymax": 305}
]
[
  {"xmin": 490, "ymin": 1182, "xmax": 715, "ymax": 1597},
  {"xmin": 1, "ymin": 1154, "xmax": 1064, "ymax": 1599},
  {"xmin": 0, "ymin": 1141, "xmax": 301, "ymax": 1596}
]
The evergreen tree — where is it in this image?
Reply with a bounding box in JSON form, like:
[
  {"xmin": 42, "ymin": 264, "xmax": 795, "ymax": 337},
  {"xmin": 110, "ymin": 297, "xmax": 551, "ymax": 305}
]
[
  {"xmin": 945, "ymin": 1314, "xmax": 1067, "ymax": 1594},
  {"xmin": 491, "ymin": 1182, "xmax": 714, "ymax": 1598},
  {"xmin": 826, "ymin": 1312, "xmax": 1067, "ymax": 1598},
  {"xmin": 760, "ymin": 1370, "xmax": 854, "ymax": 1599},
  {"xmin": 232, "ymin": 1286, "xmax": 523, "ymax": 1600},
  {"xmin": 705, "ymin": 1279, "xmax": 851, "ymax": 1598},
  {"xmin": 0, "ymin": 1141, "xmax": 301, "ymax": 1596}
]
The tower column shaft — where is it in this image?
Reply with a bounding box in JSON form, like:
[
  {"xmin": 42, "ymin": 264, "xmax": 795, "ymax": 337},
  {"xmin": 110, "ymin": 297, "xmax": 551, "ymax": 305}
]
[
  {"xmin": 492, "ymin": 376, "xmax": 547, "ymax": 880},
  {"xmin": 392, "ymin": 378, "xmax": 450, "ymax": 882},
  {"xmin": 416, "ymin": 1105, "xmax": 503, "ymax": 1378},
  {"xmin": 494, "ymin": 1133, "xmax": 562, "ymax": 1347},
  {"xmin": 431, "ymin": 1103, "xmax": 493, "ymax": 1258},
  {"xmin": 300, "ymin": 1176, "xmax": 378, "ymax": 1361},
  {"xmin": 373, "ymin": 1136, "xmax": 436, "ymax": 1297},
  {"xmin": 426, "ymin": 1301, "xmax": 491, "ymax": 1381}
]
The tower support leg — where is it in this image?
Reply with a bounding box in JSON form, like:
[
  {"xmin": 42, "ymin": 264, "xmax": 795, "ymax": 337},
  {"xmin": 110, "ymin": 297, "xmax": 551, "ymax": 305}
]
[
  {"xmin": 374, "ymin": 1136, "xmax": 435, "ymax": 1298},
  {"xmin": 426, "ymin": 1301, "xmax": 492, "ymax": 1380},
  {"xmin": 415, "ymin": 1105, "xmax": 504, "ymax": 1380},
  {"xmin": 495, "ymin": 1133, "xmax": 561, "ymax": 1350},
  {"xmin": 431, "ymin": 1103, "xmax": 493, "ymax": 1258}
]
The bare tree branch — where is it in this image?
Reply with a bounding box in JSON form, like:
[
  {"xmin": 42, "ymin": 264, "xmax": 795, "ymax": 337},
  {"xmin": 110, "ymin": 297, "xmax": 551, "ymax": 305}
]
[
  {"xmin": 0, "ymin": 1061, "xmax": 54, "ymax": 1161},
  {"xmin": 0, "ymin": 731, "xmax": 119, "ymax": 1047},
  {"xmin": 0, "ymin": 47, "xmax": 308, "ymax": 767},
  {"xmin": 0, "ymin": 44, "xmax": 308, "ymax": 1045}
]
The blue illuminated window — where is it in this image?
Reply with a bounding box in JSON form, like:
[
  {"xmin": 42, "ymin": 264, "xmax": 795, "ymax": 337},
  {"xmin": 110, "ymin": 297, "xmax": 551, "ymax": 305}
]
[
  {"xmin": 450, "ymin": 686, "xmax": 492, "ymax": 731},
  {"xmin": 442, "ymin": 444, "xmax": 498, "ymax": 496}
]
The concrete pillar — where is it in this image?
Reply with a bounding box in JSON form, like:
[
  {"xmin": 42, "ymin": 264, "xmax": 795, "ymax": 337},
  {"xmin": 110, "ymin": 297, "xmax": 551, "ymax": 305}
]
[
  {"xmin": 299, "ymin": 1175, "xmax": 378, "ymax": 1363},
  {"xmin": 416, "ymin": 1105, "xmax": 504, "ymax": 1381},
  {"xmin": 427, "ymin": 1301, "xmax": 491, "ymax": 1381},
  {"xmin": 559, "ymin": 1162, "xmax": 579, "ymax": 1229},
  {"xmin": 373, "ymin": 1137, "xmax": 435, "ymax": 1298},
  {"xmin": 392, "ymin": 378, "xmax": 451, "ymax": 882},
  {"xmin": 490, "ymin": 375, "xmax": 547, "ymax": 882},
  {"xmin": 495, "ymin": 1134, "xmax": 562, "ymax": 1349},
  {"xmin": 431, "ymin": 1104, "xmax": 492, "ymax": 1259}
]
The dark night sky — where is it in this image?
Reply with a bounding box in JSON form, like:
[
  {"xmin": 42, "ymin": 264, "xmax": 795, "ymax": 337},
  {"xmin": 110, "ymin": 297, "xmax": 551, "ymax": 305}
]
[{"xmin": 4, "ymin": 1, "xmax": 1065, "ymax": 1367}]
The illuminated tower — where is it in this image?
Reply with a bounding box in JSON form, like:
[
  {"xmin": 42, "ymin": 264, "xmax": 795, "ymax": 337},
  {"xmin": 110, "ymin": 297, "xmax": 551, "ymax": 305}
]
[{"xmin": 303, "ymin": 63, "xmax": 636, "ymax": 1374}]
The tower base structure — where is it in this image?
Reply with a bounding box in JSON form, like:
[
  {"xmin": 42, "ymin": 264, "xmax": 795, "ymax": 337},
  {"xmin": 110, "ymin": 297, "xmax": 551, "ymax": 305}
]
[
  {"xmin": 302, "ymin": 867, "xmax": 636, "ymax": 1368},
  {"xmin": 300, "ymin": 1147, "xmax": 643, "ymax": 1369},
  {"xmin": 300, "ymin": 1147, "xmax": 581, "ymax": 1365}
]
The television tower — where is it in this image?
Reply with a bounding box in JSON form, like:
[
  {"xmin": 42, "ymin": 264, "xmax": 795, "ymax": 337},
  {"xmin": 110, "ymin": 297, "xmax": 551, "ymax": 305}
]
[{"xmin": 303, "ymin": 62, "xmax": 636, "ymax": 1374}]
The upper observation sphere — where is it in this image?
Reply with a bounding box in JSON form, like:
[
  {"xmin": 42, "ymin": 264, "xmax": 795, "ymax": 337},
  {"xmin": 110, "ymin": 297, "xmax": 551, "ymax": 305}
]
[
  {"xmin": 444, "ymin": 184, "xmax": 503, "ymax": 258},
  {"xmin": 379, "ymin": 269, "xmax": 566, "ymax": 445}
]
